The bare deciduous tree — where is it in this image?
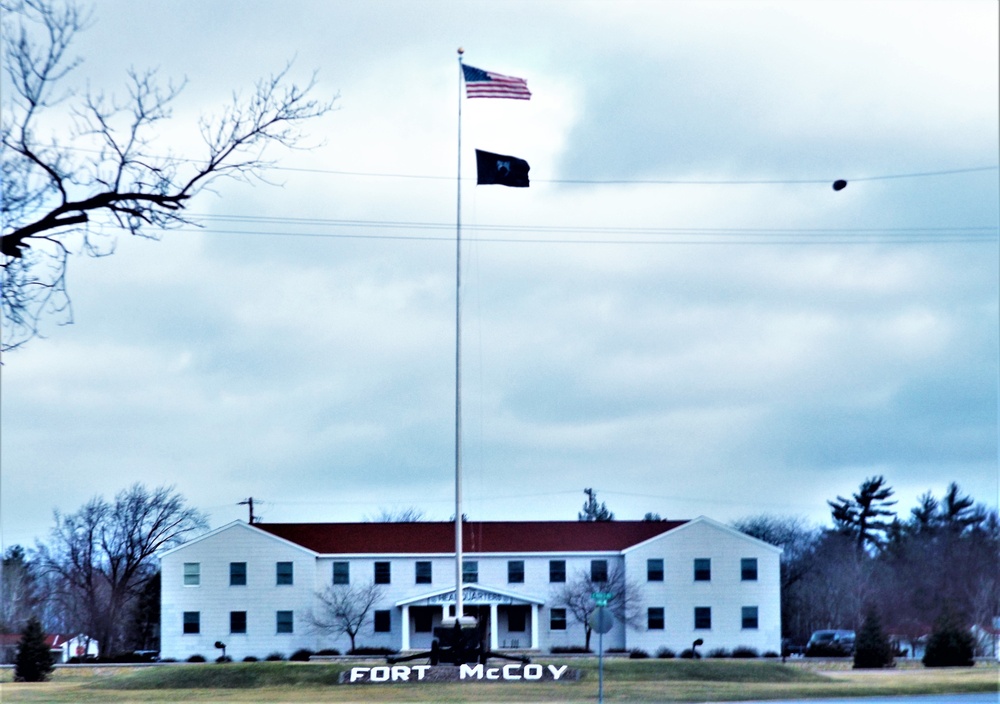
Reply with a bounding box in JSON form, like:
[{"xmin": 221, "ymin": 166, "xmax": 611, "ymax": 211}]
[
  {"xmin": 1, "ymin": 0, "xmax": 334, "ymax": 351},
  {"xmin": 551, "ymin": 564, "xmax": 641, "ymax": 651},
  {"xmin": 364, "ymin": 507, "xmax": 426, "ymax": 523},
  {"xmin": 34, "ymin": 484, "xmax": 207, "ymax": 656},
  {"xmin": 309, "ymin": 581, "xmax": 385, "ymax": 653}
]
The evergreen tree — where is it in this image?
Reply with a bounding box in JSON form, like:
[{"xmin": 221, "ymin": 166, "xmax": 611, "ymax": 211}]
[
  {"xmin": 579, "ymin": 488, "xmax": 614, "ymax": 522},
  {"xmin": 923, "ymin": 609, "xmax": 975, "ymax": 667},
  {"xmin": 828, "ymin": 475, "xmax": 897, "ymax": 554},
  {"xmin": 853, "ymin": 608, "xmax": 893, "ymax": 669},
  {"xmin": 14, "ymin": 617, "xmax": 55, "ymax": 682}
]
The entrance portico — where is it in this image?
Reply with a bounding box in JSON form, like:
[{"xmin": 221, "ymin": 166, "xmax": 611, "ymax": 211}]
[{"xmin": 396, "ymin": 585, "xmax": 544, "ymax": 652}]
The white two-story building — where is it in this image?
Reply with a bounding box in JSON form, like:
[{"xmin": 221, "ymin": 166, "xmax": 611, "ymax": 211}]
[{"xmin": 159, "ymin": 517, "xmax": 780, "ymax": 661}]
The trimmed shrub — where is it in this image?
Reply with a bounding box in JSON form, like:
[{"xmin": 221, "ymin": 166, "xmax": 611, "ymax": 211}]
[
  {"xmin": 14, "ymin": 617, "xmax": 55, "ymax": 682},
  {"xmin": 628, "ymin": 648, "xmax": 649, "ymax": 659},
  {"xmin": 349, "ymin": 646, "xmax": 398, "ymax": 656},
  {"xmin": 923, "ymin": 610, "xmax": 975, "ymax": 667},
  {"xmin": 656, "ymin": 647, "xmax": 676, "ymax": 659},
  {"xmin": 762, "ymin": 651, "xmax": 780, "ymax": 658},
  {"xmin": 265, "ymin": 652, "xmax": 286, "ymax": 661},
  {"xmin": 289, "ymin": 648, "xmax": 314, "ymax": 662},
  {"xmin": 242, "ymin": 656, "xmax": 259, "ymax": 662},
  {"xmin": 186, "ymin": 654, "xmax": 206, "ymax": 663},
  {"xmin": 854, "ymin": 609, "xmax": 894, "ymax": 669},
  {"xmin": 707, "ymin": 647, "xmax": 730, "ymax": 658},
  {"xmin": 731, "ymin": 646, "xmax": 759, "ymax": 658},
  {"xmin": 678, "ymin": 648, "xmax": 700, "ymax": 659},
  {"xmin": 215, "ymin": 655, "xmax": 232, "ymax": 664},
  {"xmin": 316, "ymin": 648, "xmax": 341, "ymax": 656},
  {"xmin": 551, "ymin": 645, "xmax": 592, "ymax": 654}
]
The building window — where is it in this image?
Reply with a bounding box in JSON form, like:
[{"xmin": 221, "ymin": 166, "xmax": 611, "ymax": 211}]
[
  {"xmin": 647, "ymin": 558, "xmax": 664, "ymax": 582},
  {"xmin": 591, "ymin": 559, "xmax": 608, "ymax": 583},
  {"xmin": 741, "ymin": 558, "xmax": 758, "ymax": 581},
  {"xmin": 507, "ymin": 560, "xmax": 525, "ymax": 584},
  {"xmin": 230, "ymin": 611, "xmax": 247, "ymax": 634},
  {"xmin": 230, "ymin": 562, "xmax": 247, "ymax": 586},
  {"xmin": 550, "ymin": 608, "xmax": 567, "ymax": 630},
  {"xmin": 414, "ymin": 609, "xmax": 433, "ymax": 633},
  {"xmin": 374, "ymin": 561, "xmax": 391, "ymax": 584},
  {"xmin": 374, "ymin": 610, "xmax": 391, "ymax": 633},
  {"xmin": 183, "ymin": 611, "xmax": 200, "ymax": 634},
  {"xmin": 694, "ymin": 607, "xmax": 712, "ymax": 630},
  {"xmin": 508, "ymin": 607, "xmax": 527, "ymax": 632},
  {"xmin": 648, "ymin": 607, "xmax": 665, "ymax": 630},
  {"xmin": 183, "ymin": 562, "xmax": 200, "ymax": 586},
  {"xmin": 276, "ymin": 561, "xmax": 293, "ymax": 586},
  {"xmin": 694, "ymin": 558, "xmax": 711, "ymax": 582},
  {"xmin": 549, "ymin": 560, "xmax": 566, "ymax": 583},
  {"xmin": 742, "ymin": 606, "xmax": 759, "ymax": 629},
  {"xmin": 462, "ymin": 560, "xmax": 478, "ymax": 584},
  {"xmin": 415, "ymin": 561, "xmax": 432, "ymax": 584},
  {"xmin": 333, "ymin": 561, "xmax": 350, "ymax": 585},
  {"xmin": 276, "ymin": 610, "xmax": 293, "ymax": 634}
]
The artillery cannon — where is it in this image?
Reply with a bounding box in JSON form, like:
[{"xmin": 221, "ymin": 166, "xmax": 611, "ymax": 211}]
[{"xmin": 387, "ymin": 617, "xmax": 530, "ymax": 666}]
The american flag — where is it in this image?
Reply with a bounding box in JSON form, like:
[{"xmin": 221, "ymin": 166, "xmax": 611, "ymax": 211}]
[{"xmin": 462, "ymin": 64, "xmax": 531, "ymax": 100}]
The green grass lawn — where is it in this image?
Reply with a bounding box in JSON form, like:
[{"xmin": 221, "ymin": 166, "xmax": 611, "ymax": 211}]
[{"xmin": 1, "ymin": 658, "xmax": 997, "ymax": 703}]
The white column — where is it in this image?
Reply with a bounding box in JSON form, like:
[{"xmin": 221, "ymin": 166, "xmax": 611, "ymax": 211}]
[
  {"xmin": 530, "ymin": 604, "xmax": 539, "ymax": 650},
  {"xmin": 401, "ymin": 605, "xmax": 410, "ymax": 651},
  {"xmin": 490, "ymin": 603, "xmax": 499, "ymax": 651}
]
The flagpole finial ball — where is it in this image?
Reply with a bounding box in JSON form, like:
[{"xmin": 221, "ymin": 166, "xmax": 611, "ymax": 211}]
[
  {"xmin": 832, "ymin": 179, "xmax": 848, "ymax": 191},
  {"xmin": 457, "ymin": 47, "xmax": 464, "ymax": 55}
]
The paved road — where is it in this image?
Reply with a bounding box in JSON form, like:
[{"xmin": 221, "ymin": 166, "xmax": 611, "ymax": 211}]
[{"xmin": 734, "ymin": 694, "xmax": 997, "ymax": 704}]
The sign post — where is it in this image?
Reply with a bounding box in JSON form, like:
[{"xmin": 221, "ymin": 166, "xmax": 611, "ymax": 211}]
[{"xmin": 589, "ymin": 593, "xmax": 615, "ymax": 704}]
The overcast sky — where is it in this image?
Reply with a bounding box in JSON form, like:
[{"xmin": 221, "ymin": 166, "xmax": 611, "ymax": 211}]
[{"xmin": 2, "ymin": 0, "xmax": 998, "ymax": 549}]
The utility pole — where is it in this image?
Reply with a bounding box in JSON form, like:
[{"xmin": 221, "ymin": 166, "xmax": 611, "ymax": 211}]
[{"xmin": 238, "ymin": 497, "xmax": 259, "ymax": 524}]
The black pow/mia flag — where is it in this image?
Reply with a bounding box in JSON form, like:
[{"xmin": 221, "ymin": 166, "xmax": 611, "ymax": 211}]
[{"xmin": 475, "ymin": 149, "xmax": 530, "ymax": 187}]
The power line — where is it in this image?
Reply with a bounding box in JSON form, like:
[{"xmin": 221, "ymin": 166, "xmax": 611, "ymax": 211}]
[
  {"xmin": 266, "ymin": 164, "xmax": 1000, "ymax": 186},
  {"xmin": 177, "ymin": 215, "xmax": 998, "ymax": 246},
  {"xmin": 55, "ymin": 146, "xmax": 999, "ymax": 186}
]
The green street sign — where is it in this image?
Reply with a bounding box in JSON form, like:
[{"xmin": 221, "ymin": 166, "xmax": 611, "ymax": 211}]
[{"xmin": 591, "ymin": 591, "xmax": 613, "ymax": 606}]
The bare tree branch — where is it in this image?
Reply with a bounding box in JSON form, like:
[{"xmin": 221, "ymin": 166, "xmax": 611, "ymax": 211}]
[
  {"xmin": 1, "ymin": 0, "xmax": 335, "ymax": 351},
  {"xmin": 551, "ymin": 564, "xmax": 642, "ymax": 651},
  {"xmin": 33, "ymin": 483, "xmax": 207, "ymax": 656},
  {"xmin": 309, "ymin": 581, "xmax": 386, "ymax": 653}
]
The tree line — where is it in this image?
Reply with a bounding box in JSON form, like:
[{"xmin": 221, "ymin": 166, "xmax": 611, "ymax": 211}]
[
  {"xmin": 1, "ymin": 484, "xmax": 206, "ymax": 658},
  {"xmin": 732, "ymin": 477, "xmax": 999, "ymax": 654},
  {"xmin": 2, "ymin": 479, "xmax": 996, "ymax": 660}
]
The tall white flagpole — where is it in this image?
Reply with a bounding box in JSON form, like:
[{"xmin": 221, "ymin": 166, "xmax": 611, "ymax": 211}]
[{"xmin": 454, "ymin": 47, "xmax": 465, "ymax": 626}]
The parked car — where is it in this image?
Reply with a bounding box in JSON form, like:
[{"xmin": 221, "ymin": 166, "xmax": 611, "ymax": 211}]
[{"xmin": 805, "ymin": 629, "xmax": 856, "ymax": 656}]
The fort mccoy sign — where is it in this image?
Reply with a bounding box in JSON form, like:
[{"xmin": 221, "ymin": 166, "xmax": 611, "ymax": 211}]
[{"xmin": 341, "ymin": 663, "xmax": 581, "ymax": 684}]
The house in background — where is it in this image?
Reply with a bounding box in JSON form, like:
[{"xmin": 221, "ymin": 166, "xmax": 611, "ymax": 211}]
[
  {"xmin": 159, "ymin": 516, "xmax": 781, "ymax": 661},
  {"xmin": 0, "ymin": 633, "xmax": 99, "ymax": 664}
]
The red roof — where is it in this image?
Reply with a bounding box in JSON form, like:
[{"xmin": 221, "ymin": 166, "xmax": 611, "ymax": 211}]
[
  {"xmin": 0, "ymin": 633, "xmax": 75, "ymax": 648},
  {"xmin": 255, "ymin": 520, "xmax": 687, "ymax": 554}
]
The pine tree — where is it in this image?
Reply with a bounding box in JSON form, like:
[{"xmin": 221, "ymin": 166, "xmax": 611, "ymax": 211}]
[
  {"xmin": 853, "ymin": 608, "xmax": 893, "ymax": 669},
  {"xmin": 828, "ymin": 475, "xmax": 897, "ymax": 554},
  {"xmin": 14, "ymin": 616, "xmax": 55, "ymax": 682},
  {"xmin": 923, "ymin": 608, "xmax": 975, "ymax": 667},
  {"xmin": 579, "ymin": 488, "xmax": 614, "ymax": 521}
]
